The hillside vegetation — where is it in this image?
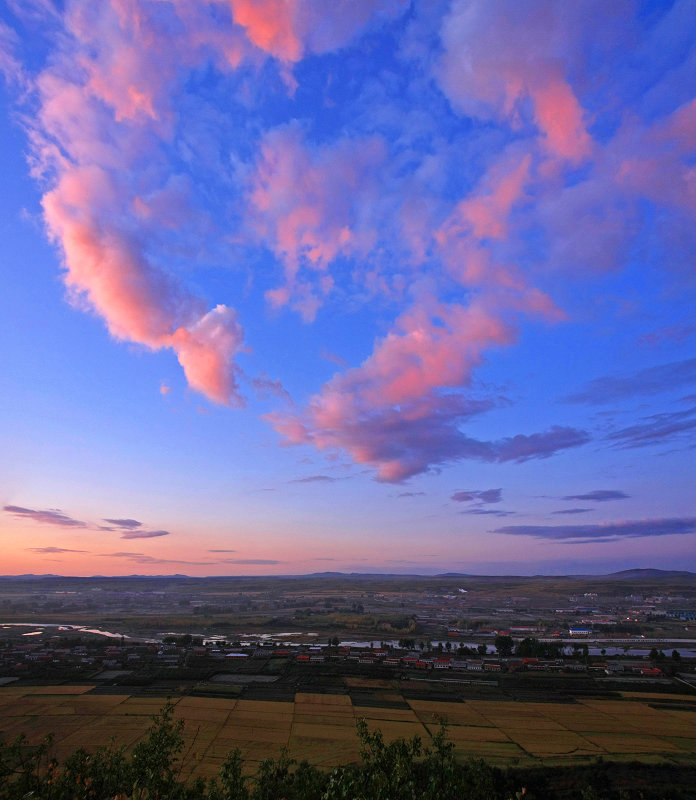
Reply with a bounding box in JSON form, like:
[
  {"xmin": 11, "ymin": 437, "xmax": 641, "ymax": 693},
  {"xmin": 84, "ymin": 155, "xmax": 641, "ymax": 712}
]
[{"xmin": 2, "ymin": 703, "xmax": 695, "ymax": 800}]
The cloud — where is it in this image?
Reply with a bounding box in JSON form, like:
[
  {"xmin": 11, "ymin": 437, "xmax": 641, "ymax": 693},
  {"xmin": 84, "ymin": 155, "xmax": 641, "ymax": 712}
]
[
  {"xmin": 251, "ymin": 373, "xmax": 291, "ymax": 401},
  {"xmin": 494, "ymin": 517, "xmax": 696, "ymax": 542},
  {"xmin": 461, "ymin": 508, "xmax": 514, "ymax": 517},
  {"xmin": 4, "ymin": 505, "xmax": 87, "ymax": 528},
  {"xmin": 562, "ymin": 490, "xmax": 630, "ymax": 502},
  {"xmin": 436, "ymin": 0, "xmax": 593, "ymax": 163},
  {"xmin": 452, "ymin": 488, "xmax": 502, "ymax": 504},
  {"xmin": 208, "ymin": 549, "xmax": 237, "ymax": 553},
  {"xmin": 0, "ymin": 18, "xmax": 23, "ymax": 85},
  {"xmin": 219, "ymin": 558, "xmax": 283, "ymax": 565},
  {"xmin": 638, "ymin": 324, "xmax": 696, "ymax": 349},
  {"xmin": 22, "ymin": 2, "xmax": 249, "ymax": 406},
  {"xmin": 607, "ymin": 404, "xmax": 696, "ymax": 449},
  {"xmin": 229, "ymin": 0, "xmax": 407, "ymax": 63},
  {"xmin": 26, "ymin": 547, "xmax": 89, "ymax": 554},
  {"xmin": 99, "ymin": 552, "xmax": 211, "ymax": 565},
  {"xmin": 494, "ymin": 427, "xmax": 590, "ymax": 463},
  {"xmin": 8, "ymin": 0, "xmax": 696, "ymax": 489},
  {"xmin": 249, "ymin": 124, "xmax": 387, "ymax": 320},
  {"xmin": 552, "ymin": 508, "xmax": 591, "ymax": 515},
  {"xmin": 7, "ymin": 505, "xmax": 173, "ymax": 540},
  {"xmin": 289, "ymin": 475, "xmax": 338, "ymax": 484},
  {"xmin": 397, "ymin": 491, "xmax": 426, "ymax": 498},
  {"xmin": 103, "ymin": 518, "xmax": 142, "ymax": 529},
  {"xmin": 274, "ymin": 391, "xmax": 589, "ymax": 482},
  {"xmin": 269, "ymin": 295, "xmax": 583, "ymax": 480},
  {"xmin": 119, "ymin": 529, "xmax": 170, "ymax": 540},
  {"xmin": 321, "ymin": 349, "xmax": 348, "ymax": 370},
  {"xmin": 565, "ymin": 359, "xmax": 696, "ymax": 404}
]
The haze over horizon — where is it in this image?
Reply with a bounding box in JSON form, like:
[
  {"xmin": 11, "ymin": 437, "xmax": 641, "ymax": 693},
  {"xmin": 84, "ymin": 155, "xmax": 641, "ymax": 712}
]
[{"xmin": 1, "ymin": 0, "xmax": 695, "ymax": 578}]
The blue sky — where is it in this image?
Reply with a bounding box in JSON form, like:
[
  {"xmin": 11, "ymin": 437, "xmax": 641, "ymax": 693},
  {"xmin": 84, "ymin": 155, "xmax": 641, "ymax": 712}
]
[{"xmin": 0, "ymin": 0, "xmax": 695, "ymax": 576}]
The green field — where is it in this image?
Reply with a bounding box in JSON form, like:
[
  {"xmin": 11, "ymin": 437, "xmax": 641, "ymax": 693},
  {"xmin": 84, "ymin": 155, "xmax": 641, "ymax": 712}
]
[{"xmin": 2, "ymin": 684, "xmax": 696, "ymax": 781}]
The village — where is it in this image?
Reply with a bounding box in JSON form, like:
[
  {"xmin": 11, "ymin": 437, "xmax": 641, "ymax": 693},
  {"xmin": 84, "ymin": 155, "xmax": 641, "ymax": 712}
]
[{"xmin": 1, "ymin": 627, "xmax": 693, "ymax": 688}]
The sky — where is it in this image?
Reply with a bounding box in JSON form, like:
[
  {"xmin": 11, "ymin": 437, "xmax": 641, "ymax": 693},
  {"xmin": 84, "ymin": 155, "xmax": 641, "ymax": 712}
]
[{"xmin": 0, "ymin": 0, "xmax": 695, "ymax": 577}]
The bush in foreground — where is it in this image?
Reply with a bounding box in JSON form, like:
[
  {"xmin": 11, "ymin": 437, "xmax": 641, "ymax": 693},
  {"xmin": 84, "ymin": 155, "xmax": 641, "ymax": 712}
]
[{"xmin": 0, "ymin": 703, "xmax": 693, "ymax": 800}]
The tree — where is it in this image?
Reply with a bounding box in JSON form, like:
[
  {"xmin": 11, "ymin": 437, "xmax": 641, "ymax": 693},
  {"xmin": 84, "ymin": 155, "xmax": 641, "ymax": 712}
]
[
  {"xmin": 672, "ymin": 649, "xmax": 681, "ymax": 661},
  {"xmin": 494, "ymin": 635, "xmax": 514, "ymax": 658},
  {"xmin": 477, "ymin": 643, "xmax": 488, "ymax": 657}
]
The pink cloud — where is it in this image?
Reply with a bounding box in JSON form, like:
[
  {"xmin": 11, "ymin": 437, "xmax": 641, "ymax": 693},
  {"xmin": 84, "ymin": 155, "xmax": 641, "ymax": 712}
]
[
  {"xmin": 0, "ymin": 18, "xmax": 23, "ymax": 86},
  {"xmin": 657, "ymin": 98, "xmax": 696, "ymax": 150},
  {"xmin": 437, "ymin": 0, "xmax": 592, "ymax": 163},
  {"xmin": 4, "ymin": 505, "xmax": 87, "ymax": 528},
  {"xmin": 271, "ymin": 391, "xmax": 588, "ymax": 482},
  {"xmin": 171, "ymin": 306, "xmax": 245, "ymax": 406},
  {"xmin": 531, "ymin": 77, "xmax": 592, "ymax": 162},
  {"xmin": 433, "ymin": 150, "xmax": 564, "ymax": 325},
  {"xmin": 335, "ymin": 299, "xmax": 513, "ymax": 409},
  {"xmin": 435, "ymin": 152, "xmax": 535, "ymax": 291},
  {"xmin": 249, "ymin": 125, "xmax": 385, "ymax": 319},
  {"xmin": 446, "ymin": 155, "xmax": 531, "ymax": 241},
  {"xmin": 268, "ymin": 295, "xmax": 576, "ymax": 480},
  {"xmin": 40, "ymin": 165, "xmax": 245, "ymax": 405},
  {"xmin": 228, "ymin": 0, "xmax": 406, "ymax": 62},
  {"xmin": 64, "ymin": 1, "xmax": 175, "ymax": 126},
  {"xmin": 25, "ymin": 2, "xmax": 248, "ymax": 405},
  {"xmin": 229, "ymin": 0, "xmax": 302, "ymax": 62},
  {"xmin": 537, "ymin": 97, "xmax": 696, "ymax": 276},
  {"xmin": 613, "ymin": 103, "xmax": 696, "ymax": 216}
]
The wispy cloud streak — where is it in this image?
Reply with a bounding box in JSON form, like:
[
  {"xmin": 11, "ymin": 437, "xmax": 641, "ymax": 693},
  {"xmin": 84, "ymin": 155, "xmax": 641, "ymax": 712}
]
[
  {"xmin": 566, "ymin": 359, "xmax": 696, "ymax": 404},
  {"xmin": 607, "ymin": 405, "xmax": 696, "ymax": 449},
  {"xmin": 4, "ymin": 505, "xmax": 87, "ymax": 528},
  {"xmin": 494, "ymin": 518, "xmax": 696, "ymax": 542},
  {"xmin": 452, "ymin": 489, "xmax": 502, "ymax": 504},
  {"xmin": 562, "ymin": 490, "xmax": 629, "ymax": 502}
]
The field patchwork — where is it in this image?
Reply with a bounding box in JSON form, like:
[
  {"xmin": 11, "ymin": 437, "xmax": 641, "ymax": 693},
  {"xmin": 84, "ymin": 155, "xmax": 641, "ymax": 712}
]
[{"xmin": 1, "ymin": 686, "xmax": 696, "ymax": 777}]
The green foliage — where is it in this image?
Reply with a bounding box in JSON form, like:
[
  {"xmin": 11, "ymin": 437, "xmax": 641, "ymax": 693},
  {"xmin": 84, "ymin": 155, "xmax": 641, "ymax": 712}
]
[
  {"xmin": 494, "ymin": 635, "xmax": 514, "ymax": 658},
  {"xmin": 130, "ymin": 702, "xmax": 185, "ymax": 796},
  {"xmin": 1, "ymin": 702, "xmax": 695, "ymax": 800},
  {"xmin": 515, "ymin": 637, "xmax": 563, "ymax": 659}
]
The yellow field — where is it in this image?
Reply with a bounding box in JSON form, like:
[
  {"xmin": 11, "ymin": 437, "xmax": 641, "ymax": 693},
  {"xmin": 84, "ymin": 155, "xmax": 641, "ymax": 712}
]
[{"xmin": 1, "ymin": 687, "xmax": 695, "ymax": 777}]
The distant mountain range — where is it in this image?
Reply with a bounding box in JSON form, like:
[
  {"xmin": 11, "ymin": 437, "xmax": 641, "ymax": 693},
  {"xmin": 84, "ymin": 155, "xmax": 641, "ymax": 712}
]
[
  {"xmin": 436, "ymin": 569, "xmax": 696, "ymax": 580},
  {"xmin": 602, "ymin": 568, "xmax": 696, "ymax": 580},
  {"xmin": 0, "ymin": 568, "xmax": 694, "ymax": 580}
]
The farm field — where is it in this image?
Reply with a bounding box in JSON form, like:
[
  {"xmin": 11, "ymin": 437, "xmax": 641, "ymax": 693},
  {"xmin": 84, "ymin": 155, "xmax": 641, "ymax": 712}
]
[{"xmin": 1, "ymin": 682, "xmax": 696, "ymax": 780}]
